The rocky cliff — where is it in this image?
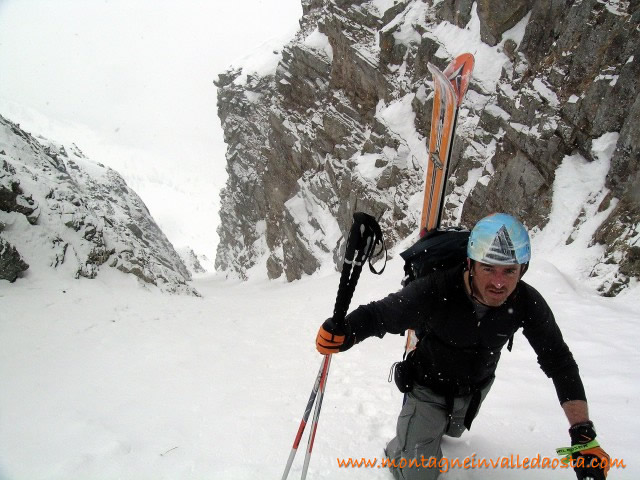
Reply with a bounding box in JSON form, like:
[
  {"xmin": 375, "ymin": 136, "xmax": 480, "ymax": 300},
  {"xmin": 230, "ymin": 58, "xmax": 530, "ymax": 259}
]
[
  {"xmin": 215, "ymin": 0, "xmax": 639, "ymax": 295},
  {"xmin": 0, "ymin": 114, "xmax": 196, "ymax": 294}
]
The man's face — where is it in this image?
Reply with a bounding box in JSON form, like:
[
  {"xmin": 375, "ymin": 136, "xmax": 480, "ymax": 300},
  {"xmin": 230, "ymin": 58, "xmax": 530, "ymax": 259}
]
[{"xmin": 470, "ymin": 261, "xmax": 522, "ymax": 307}]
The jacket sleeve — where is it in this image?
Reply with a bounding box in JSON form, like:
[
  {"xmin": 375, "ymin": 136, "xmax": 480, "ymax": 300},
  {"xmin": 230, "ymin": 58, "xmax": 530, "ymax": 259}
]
[
  {"xmin": 520, "ymin": 285, "xmax": 587, "ymax": 404},
  {"xmin": 344, "ymin": 276, "xmax": 437, "ymax": 344}
]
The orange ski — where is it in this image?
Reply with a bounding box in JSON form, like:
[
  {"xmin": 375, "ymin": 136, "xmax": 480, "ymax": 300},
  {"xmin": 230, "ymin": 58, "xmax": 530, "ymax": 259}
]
[
  {"xmin": 407, "ymin": 53, "xmax": 475, "ymax": 355},
  {"xmin": 420, "ymin": 53, "xmax": 475, "ymax": 231}
]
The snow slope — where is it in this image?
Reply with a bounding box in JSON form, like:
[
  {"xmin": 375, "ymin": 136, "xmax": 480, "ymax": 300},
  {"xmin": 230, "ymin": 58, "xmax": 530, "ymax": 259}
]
[{"xmin": 1, "ymin": 247, "xmax": 638, "ymax": 479}]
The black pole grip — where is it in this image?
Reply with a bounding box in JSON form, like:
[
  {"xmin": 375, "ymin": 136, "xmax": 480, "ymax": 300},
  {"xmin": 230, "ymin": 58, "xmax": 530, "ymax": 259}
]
[
  {"xmin": 344, "ymin": 212, "xmax": 383, "ymax": 265},
  {"xmin": 332, "ymin": 212, "xmax": 383, "ymax": 325}
]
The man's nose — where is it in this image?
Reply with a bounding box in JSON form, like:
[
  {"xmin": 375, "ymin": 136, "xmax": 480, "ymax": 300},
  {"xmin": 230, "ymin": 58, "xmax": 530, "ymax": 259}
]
[{"xmin": 490, "ymin": 273, "xmax": 507, "ymax": 287}]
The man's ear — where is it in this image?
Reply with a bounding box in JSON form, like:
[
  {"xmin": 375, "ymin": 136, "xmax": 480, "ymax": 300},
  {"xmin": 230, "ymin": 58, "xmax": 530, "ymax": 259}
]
[{"xmin": 466, "ymin": 258, "xmax": 472, "ymax": 271}]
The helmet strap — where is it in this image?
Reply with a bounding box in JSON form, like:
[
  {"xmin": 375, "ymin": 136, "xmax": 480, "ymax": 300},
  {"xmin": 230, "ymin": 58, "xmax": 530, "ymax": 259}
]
[{"xmin": 466, "ymin": 259, "xmax": 490, "ymax": 307}]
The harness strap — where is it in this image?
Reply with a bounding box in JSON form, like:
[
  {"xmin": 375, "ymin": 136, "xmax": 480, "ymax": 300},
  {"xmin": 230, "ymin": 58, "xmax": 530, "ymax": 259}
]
[
  {"xmin": 444, "ymin": 393, "xmax": 455, "ymax": 430},
  {"xmin": 463, "ymin": 389, "xmax": 482, "ymax": 430}
]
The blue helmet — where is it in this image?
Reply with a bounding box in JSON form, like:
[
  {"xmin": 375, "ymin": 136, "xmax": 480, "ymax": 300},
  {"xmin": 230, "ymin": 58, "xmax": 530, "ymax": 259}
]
[{"xmin": 467, "ymin": 213, "xmax": 531, "ymax": 265}]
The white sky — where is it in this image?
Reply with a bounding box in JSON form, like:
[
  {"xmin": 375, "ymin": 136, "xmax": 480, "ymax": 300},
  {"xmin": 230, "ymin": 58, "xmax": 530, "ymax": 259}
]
[{"xmin": 0, "ymin": 0, "xmax": 302, "ymax": 259}]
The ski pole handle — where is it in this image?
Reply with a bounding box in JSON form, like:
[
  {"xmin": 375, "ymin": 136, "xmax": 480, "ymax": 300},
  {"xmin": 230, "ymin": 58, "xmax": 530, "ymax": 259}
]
[
  {"xmin": 333, "ymin": 212, "xmax": 384, "ymax": 322},
  {"xmin": 344, "ymin": 212, "xmax": 383, "ymax": 266}
]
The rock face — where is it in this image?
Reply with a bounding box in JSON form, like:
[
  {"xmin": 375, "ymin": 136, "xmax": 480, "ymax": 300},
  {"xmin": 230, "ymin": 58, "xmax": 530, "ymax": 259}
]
[
  {"xmin": 177, "ymin": 246, "xmax": 208, "ymax": 275},
  {"xmin": 215, "ymin": 0, "xmax": 639, "ymax": 295},
  {"xmin": 461, "ymin": 0, "xmax": 639, "ymax": 294},
  {"xmin": 0, "ymin": 115, "xmax": 196, "ymax": 294}
]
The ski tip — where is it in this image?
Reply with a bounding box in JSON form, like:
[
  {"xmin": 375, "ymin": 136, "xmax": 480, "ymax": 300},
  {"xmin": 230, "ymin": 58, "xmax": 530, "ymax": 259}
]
[
  {"xmin": 443, "ymin": 53, "xmax": 475, "ymax": 75},
  {"xmin": 443, "ymin": 53, "xmax": 475, "ymax": 106},
  {"xmin": 427, "ymin": 63, "xmax": 459, "ymax": 102}
]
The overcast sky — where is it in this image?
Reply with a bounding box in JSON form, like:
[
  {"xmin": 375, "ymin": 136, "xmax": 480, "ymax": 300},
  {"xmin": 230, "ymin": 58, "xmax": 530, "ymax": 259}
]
[{"xmin": 0, "ymin": 0, "xmax": 302, "ymax": 259}]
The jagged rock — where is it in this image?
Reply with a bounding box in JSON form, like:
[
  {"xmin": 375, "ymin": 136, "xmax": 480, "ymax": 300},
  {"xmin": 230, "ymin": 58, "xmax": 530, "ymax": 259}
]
[
  {"xmin": 462, "ymin": 139, "xmax": 551, "ymax": 227},
  {"xmin": 606, "ymin": 76, "xmax": 640, "ymax": 200},
  {"xmin": 503, "ymin": 39, "xmax": 518, "ymax": 62},
  {"xmin": 553, "ymin": 1, "xmax": 639, "ymax": 148},
  {"xmin": 321, "ymin": 2, "xmax": 391, "ymax": 116},
  {"xmin": 0, "ymin": 161, "xmax": 40, "ymax": 224},
  {"xmin": 594, "ymin": 93, "xmax": 640, "ymax": 289},
  {"xmin": 412, "ymin": 34, "xmax": 441, "ymax": 81},
  {"xmin": 0, "ymin": 114, "xmax": 196, "ymax": 294},
  {"xmin": 215, "ymin": 0, "xmax": 640, "ymax": 294},
  {"xmin": 594, "ymin": 198, "xmax": 640, "ymax": 295},
  {"xmin": 302, "ymin": 0, "xmax": 325, "ymax": 15},
  {"xmin": 380, "ymin": 21, "xmax": 408, "ymax": 67},
  {"xmin": 177, "ymin": 247, "xmax": 208, "ymax": 275},
  {"xmin": 0, "ymin": 235, "xmax": 29, "ymax": 282},
  {"xmin": 476, "ymin": 0, "xmax": 533, "ymax": 46},
  {"xmin": 518, "ymin": 0, "xmax": 570, "ymax": 66},
  {"xmin": 277, "ymin": 43, "xmax": 332, "ymax": 110},
  {"xmin": 436, "ymin": 0, "xmax": 474, "ymax": 28}
]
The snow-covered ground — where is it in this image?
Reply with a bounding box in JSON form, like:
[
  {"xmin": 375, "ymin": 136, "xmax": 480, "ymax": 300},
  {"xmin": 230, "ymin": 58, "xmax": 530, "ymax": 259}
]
[{"xmin": 1, "ymin": 244, "xmax": 638, "ymax": 479}]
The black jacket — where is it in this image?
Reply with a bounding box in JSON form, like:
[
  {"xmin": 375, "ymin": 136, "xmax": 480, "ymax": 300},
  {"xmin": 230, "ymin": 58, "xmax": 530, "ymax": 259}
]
[{"xmin": 345, "ymin": 266, "xmax": 586, "ymax": 403}]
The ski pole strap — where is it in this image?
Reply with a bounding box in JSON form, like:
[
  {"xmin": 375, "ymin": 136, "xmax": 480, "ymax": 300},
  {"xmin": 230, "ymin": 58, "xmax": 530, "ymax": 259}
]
[
  {"xmin": 345, "ymin": 212, "xmax": 386, "ymax": 274},
  {"xmin": 556, "ymin": 439, "xmax": 601, "ymax": 464},
  {"xmin": 368, "ymin": 236, "xmax": 387, "ymax": 275}
]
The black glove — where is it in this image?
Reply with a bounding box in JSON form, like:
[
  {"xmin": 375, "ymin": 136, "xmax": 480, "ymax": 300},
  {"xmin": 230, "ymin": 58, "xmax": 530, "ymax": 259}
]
[
  {"xmin": 568, "ymin": 421, "xmax": 610, "ymax": 479},
  {"xmin": 316, "ymin": 318, "xmax": 355, "ymax": 354}
]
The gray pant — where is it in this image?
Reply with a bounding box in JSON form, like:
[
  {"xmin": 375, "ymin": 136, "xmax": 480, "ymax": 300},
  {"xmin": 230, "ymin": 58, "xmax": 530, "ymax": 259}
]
[{"xmin": 385, "ymin": 380, "xmax": 494, "ymax": 480}]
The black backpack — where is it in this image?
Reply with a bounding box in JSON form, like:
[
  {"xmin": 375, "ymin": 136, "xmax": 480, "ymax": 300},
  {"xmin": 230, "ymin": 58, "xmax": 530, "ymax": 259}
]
[
  {"xmin": 391, "ymin": 228, "xmax": 471, "ymax": 394},
  {"xmin": 399, "ymin": 228, "xmax": 470, "ymax": 286}
]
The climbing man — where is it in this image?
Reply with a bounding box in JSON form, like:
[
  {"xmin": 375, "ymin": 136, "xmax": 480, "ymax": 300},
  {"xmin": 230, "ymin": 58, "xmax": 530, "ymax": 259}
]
[{"xmin": 316, "ymin": 213, "xmax": 610, "ymax": 479}]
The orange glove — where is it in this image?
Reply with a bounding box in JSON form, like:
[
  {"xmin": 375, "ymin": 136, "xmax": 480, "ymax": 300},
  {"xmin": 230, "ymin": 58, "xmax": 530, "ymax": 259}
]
[
  {"xmin": 569, "ymin": 422, "xmax": 610, "ymax": 479},
  {"xmin": 572, "ymin": 446, "xmax": 610, "ymax": 479},
  {"xmin": 316, "ymin": 318, "xmax": 355, "ymax": 355}
]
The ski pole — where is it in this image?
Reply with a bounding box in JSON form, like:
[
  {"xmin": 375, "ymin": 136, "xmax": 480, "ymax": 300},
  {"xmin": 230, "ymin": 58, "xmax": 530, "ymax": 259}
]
[
  {"xmin": 296, "ymin": 226, "xmax": 375, "ymax": 478},
  {"xmin": 281, "ymin": 356, "xmax": 328, "ymax": 480},
  {"xmin": 300, "ymin": 354, "xmax": 332, "ymax": 480},
  {"xmin": 281, "ymin": 212, "xmax": 385, "ymax": 479}
]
